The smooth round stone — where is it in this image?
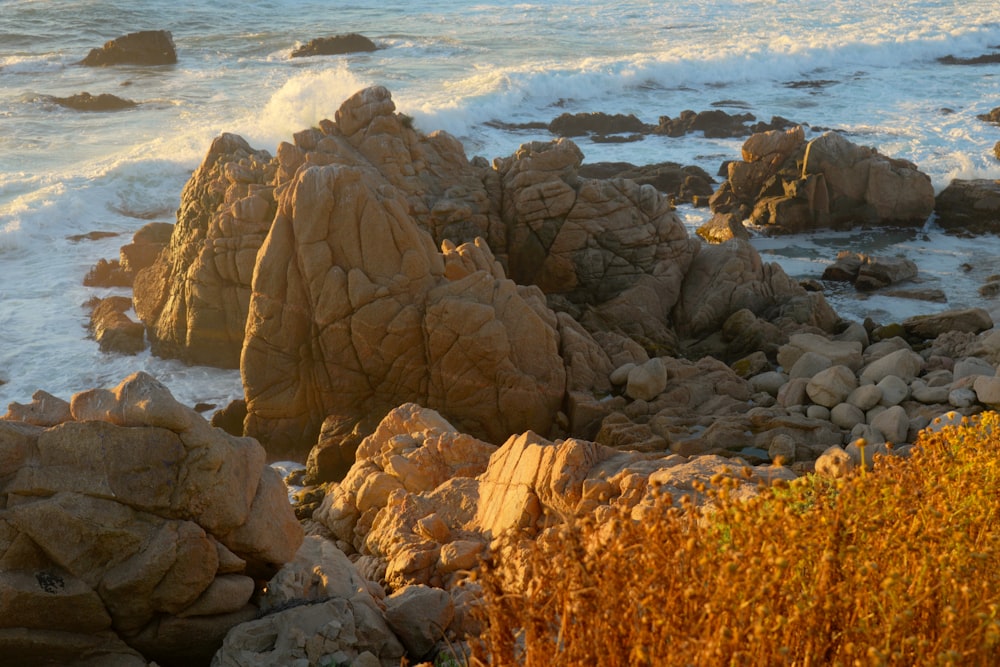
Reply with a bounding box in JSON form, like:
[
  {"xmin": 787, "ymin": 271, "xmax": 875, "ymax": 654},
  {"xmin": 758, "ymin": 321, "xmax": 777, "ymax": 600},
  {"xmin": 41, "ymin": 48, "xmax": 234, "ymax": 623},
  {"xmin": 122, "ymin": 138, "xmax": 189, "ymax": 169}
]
[
  {"xmin": 847, "ymin": 384, "xmax": 882, "ymax": 411},
  {"xmin": 876, "ymin": 375, "xmax": 909, "ymax": 406},
  {"xmin": 831, "ymin": 403, "xmax": 865, "ymax": 430},
  {"xmin": 949, "ymin": 387, "xmax": 977, "ymax": 408},
  {"xmin": 802, "ymin": 404, "xmax": 828, "ymax": 421}
]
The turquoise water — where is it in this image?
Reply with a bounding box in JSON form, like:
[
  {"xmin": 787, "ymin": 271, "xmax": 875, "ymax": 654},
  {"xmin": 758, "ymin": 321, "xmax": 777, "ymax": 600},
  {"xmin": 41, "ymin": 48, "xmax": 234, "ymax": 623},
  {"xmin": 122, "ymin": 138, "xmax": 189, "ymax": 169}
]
[{"xmin": 2, "ymin": 0, "xmax": 1000, "ymax": 406}]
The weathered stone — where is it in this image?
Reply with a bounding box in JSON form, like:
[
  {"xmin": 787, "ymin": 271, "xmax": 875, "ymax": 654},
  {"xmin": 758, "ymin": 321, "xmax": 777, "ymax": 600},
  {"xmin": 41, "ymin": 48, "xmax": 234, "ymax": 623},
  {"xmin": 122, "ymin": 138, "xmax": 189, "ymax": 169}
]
[
  {"xmin": 830, "ymin": 403, "xmax": 865, "ymax": 430},
  {"xmin": 871, "ymin": 405, "xmax": 909, "ymax": 444},
  {"xmin": 777, "ymin": 332, "xmax": 864, "ymax": 371},
  {"xmin": 876, "ymin": 375, "xmax": 909, "ymax": 407},
  {"xmin": 902, "ymin": 308, "xmax": 993, "ymax": 340},
  {"xmin": 973, "ymin": 376, "xmax": 1000, "ymax": 407},
  {"xmin": 749, "ymin": 371, "xmax": 788, "ymax": 397},
  {"xmin": 789, "ymin": 351, "xmax": 833, "ymax": 379},
  {"xmin": 3, "ymin": 390, "xmax": 71, "ymax": 426},
  {"xmin": 953, "ymin": 357, "xmax": 996, "ymax": 380},
  {"xmin": 384, "ymin": 585, "xmax": 455, "ymax": 659},
  {"xmin": 860, "ymin": 348, "xmax": 925, "ymax": 384},
  {"xmin": 846, "ymin": 384, "xmax": 882, "ymax": 411},
  {"xmin": 626, "ymin": 358, "xmax": 667, "ymax": 401},
  {"xmin": 806, "ymin": 365, "xmax": 858, "ymax": 408}
]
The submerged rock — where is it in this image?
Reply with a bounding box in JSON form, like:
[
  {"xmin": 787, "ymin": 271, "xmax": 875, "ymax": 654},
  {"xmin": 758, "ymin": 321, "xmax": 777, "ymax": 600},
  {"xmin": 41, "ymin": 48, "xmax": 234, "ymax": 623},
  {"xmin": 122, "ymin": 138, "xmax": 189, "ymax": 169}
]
[
  {"xmin": 290, "ymin": 34, "xmax": 378, "ymax": 58},
  {"xmin": 50, "ymin": 92, "xmax": 137, "ymax": 111},
  {"xmin": 80, "ymin": 30, "xmax": 177, "ymax": 66}
]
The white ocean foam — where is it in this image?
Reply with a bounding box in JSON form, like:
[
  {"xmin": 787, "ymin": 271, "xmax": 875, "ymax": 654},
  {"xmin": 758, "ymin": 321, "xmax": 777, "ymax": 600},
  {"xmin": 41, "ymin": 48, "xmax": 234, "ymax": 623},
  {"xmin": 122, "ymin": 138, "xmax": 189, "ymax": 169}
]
[{"xmin": 248, "ymin": 64, "xmax": 374, "ymax": 148}]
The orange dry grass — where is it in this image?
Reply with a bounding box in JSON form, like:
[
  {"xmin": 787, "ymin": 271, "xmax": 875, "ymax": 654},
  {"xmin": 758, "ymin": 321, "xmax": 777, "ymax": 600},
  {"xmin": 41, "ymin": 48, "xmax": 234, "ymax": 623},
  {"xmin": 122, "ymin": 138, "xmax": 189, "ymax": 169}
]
[{"xmin": 472, "ymin": 412, "xmax": 1000, "ymax": 666}]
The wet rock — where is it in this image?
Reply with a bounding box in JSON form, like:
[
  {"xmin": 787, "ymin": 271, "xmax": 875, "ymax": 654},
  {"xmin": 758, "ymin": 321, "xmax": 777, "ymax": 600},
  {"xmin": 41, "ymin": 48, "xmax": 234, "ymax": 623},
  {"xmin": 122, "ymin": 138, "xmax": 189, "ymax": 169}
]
[
  {"xmin": 290, "ymin": 33, "xmax": 379, "ymax": 58},
  {"xmin": 50, "ymin": 92, "xmax": 137, "ymax": 111},
  {"xmin": 80, "ymin": 30, "xmax": 177, "ymax": 66},
  {"xmin": 87, "ymin": 296, "xmax": 145, "ymax": 355},
  {"xmin": 713, "ymin": 128, "xmax": 934, "ymax": 233},
  {"xmin": 935, "ymin": 179, "xmax": 1000, "ymax": 234},
  {"xmin": 940, "ymin": 53, "xmax": 1000, "ymax": 66},
  {"xmin": 83, "ymin": 258, "xmax": 132, "ymax": 287},
  {"xmin": 549, "ymin": 112, "xmax": 649, "ymax": 137}
]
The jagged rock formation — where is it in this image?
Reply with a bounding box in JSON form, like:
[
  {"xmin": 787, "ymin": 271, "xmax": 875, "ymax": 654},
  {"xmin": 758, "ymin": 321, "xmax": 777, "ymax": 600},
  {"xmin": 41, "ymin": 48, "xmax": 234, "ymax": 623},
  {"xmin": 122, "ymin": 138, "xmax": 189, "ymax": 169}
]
[
  {"xmin": 313, "ymin": 403, "xmax": 797, "ymax": 592},
  {"xmin": 127, "ymin": 86, "xmax": 837, "ymax": 459},
  {"xmin": 0, "ymin": 373, "xmax": 303, "ymax": 665},
  {"xmin": 709, "ymin": 127, "xmax": 935, "ymax": 234},
  {"xmin": 241, "ymin": 164, "xmax": 566, "ymax": 458},
  {"xmin": 134, "ymin": 133, "xmax": 278, "ymax": 368}
]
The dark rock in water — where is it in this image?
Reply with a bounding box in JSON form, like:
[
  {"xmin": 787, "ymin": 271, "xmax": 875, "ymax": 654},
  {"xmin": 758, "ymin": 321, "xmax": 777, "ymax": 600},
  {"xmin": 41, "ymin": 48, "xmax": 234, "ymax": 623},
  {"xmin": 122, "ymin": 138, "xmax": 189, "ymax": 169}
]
[
  {"xmin": 935, "ymin": 179, "xmax": 1000, "ymax": 234},
  {"xmin": 83, "ymin": 258, "xmax": 132, "ymax": 288},
  {"xmin": 938, "ymin": 52, "xmax": 1000, "ymax": 65},
  {"xmin": 193, "ymin": 402, "xmax": 216, "ymax": 413},
  {"xmin": 67, "ymin": 231, "xmax": 119, "ymax": 243},
  {"xmin": 655, "ymin": 108, "xmax": 756, "ymax": 138},
  {"xmin": 980, "ymin": 279, "xmax": 1000, "ymax": 297},
  {"xmin": 885, "ymin": 288, "xmax": 947, "ymax": 303},
  {"xmin": 210, "ymin": 399, "xmax": 247, "ymax": 437},
  {"xmin": 714, "ymin": 127, "xmax": 934, "ymax": 233},
  {"xmin": 80, "ymin": 30, "xmax": 177, "ymax": 66},
  {"xmin": 87, "ymin": 296, "xmax": 145, "ymax": 355},
  {"xmin": 784, "ymin": 79, "xmax": 838, "ymax": 89},
  {"xmin": 577, "ymin": 160, "xmax": 714, "ymax": 203},
  {"xmin": 119, "ymin": 221, "xmax": 172, "ymax": 275},
  {"xmin": 855, "ymin": 256, "xmax": 918, "ymax": 291},
  {"xmin": 50, "ymin": 92, "xmax": 137, "ymax": 111},
  {"xmin": 290, "ymin": 34, "xmax": 378, "ymax": 58},
  {"xmin": 548, "ymin": 112, "xmax": 649, "ymax": 137},
  {"xmin": 978, "ymin": 106, "xmax": 1000, "ymax": 124},
  {"xmin": 591, "ymin": 133, "xmax": 645, "ymax": 143},
  {"xmin": 822, "ymin": 252, "xmax": 865, "ymax": 282},
  {"xmin": 484, "ymin": 119, "xmax": 549, "ymax": 131},
  {"xmin": 822, "ymin": 252, "xmax": 917, "ymax": 290}
]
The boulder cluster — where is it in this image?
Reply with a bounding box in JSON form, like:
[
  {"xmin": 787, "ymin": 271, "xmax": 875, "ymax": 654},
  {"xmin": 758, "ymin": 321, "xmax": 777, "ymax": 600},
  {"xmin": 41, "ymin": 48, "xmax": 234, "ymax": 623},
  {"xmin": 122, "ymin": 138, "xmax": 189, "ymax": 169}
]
[
  {"xmin": 13, "ymin": 82, "xmax": 1000, "ymax": 664},
  {"xmin": 104, "ymin": 85, "xmax": 836, "ymax": 465},
  {"xmin": 0, "ymin": 373, "xmax": 302, "ymax": 665},
  {"xmin": 703, "ymin": 126, "xmax": 936, "ymax": 237}
]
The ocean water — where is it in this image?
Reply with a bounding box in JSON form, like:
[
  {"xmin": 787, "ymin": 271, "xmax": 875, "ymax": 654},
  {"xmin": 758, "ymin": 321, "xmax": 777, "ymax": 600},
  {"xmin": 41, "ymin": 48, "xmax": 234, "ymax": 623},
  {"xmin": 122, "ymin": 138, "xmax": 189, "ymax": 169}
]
[{"xmin": 2, "ymin": 0, "xmax": 1000, "ymax": 409}]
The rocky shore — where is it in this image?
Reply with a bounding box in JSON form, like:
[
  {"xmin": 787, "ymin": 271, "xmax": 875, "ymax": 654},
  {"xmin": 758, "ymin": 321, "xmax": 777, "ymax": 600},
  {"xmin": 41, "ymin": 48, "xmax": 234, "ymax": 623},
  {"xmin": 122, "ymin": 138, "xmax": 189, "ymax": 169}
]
[{"xmin": 5, "ymin": 85, "xmax": 1000, "ymax": 665}]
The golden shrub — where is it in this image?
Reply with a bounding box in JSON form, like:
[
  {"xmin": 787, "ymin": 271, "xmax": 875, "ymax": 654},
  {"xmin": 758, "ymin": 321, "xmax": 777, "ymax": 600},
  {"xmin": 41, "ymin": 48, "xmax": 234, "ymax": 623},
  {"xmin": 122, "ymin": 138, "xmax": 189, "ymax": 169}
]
[{"xmin": 472, "ymin": 412, "xmax": 1000, "ymax": 666}]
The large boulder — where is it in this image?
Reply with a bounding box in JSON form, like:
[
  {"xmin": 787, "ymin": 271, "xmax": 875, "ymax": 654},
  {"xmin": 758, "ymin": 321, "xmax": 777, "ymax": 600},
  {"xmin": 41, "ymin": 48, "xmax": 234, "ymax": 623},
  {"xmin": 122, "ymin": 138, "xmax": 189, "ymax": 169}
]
[
  {"xmin": 215, "ymin": 536, "xmax": 406, "ymax": 666},
  {"xmin": 0, "ymin": 372, "xmax": 303, "ymax": 665},
  {"xmin": 935, "ymin": 179, "xmax": 1000, "ymax": 234},
  {"xmin": 133, "ymin": 86, "xmax": 502, "ymax": 369},
  {"xmin": 711, "ymin": 128, "xmax": 935, "ymax": 233},
  {"xmin": 133, "ymin": 133, "xmax": 277, "ymax": 368},
  {"xmin": 671, "ymin": 238, "xmax": 839, "ymax": 356},
  {"xmin": 80, "ymin": 30, "xmax": 177, "ymax": 66},
  {"xmin": 241, "ymin": 161, "xmax": 566, "ymax": 458}
]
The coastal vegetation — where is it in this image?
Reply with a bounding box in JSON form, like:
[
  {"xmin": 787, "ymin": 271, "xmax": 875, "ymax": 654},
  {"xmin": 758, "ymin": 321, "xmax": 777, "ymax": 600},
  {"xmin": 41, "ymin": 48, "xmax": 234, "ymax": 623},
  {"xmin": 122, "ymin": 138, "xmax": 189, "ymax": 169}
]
[{"xmin": 473, "ymin": 413, "xmax": 1000, "ymax": 666}]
